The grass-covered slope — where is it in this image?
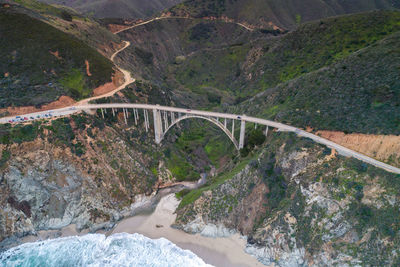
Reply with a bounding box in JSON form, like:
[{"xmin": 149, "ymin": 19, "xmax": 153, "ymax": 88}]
[
  {"xmin": 0, "ymin": 8, "xmax": 114, "ymax": 108},
  {"xmin": 237, "ymin": 29, "xmax": 400, "ymax": 135},
  {"xmin": 38, "ymin": 0, "xmax": 183, "ymax": 19},
  {"xmin": 116, "ymin": 17, "xmax": 260, "ymax": 84},
  {"xmin": 170, "ymin": 0, "xmax": 399, "ymax": 29},
  {"xmin": 171, "ymin": 11, "xmax": 400, "ymax": 101}
]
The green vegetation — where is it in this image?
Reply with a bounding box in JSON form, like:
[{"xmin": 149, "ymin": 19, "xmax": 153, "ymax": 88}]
[
  {"xmin": 174, "ymin": 11, "xmax": 400, "ymax": 101},
  {"xmin": 0, "ymin": 150, "xmax": 11, "ymax": 170},
  {"xmin": 171, "ymin": 0, "xmax": 226, "ymax": 18},
  {"xmin": 0, "ymin": 116, "xmax": 103, "ymax": 157},
  {"xmin": 189, "ymin": 22, "xmax": 217, "ymax": 41},
  {"xmin": 176, "ymin": 130, "xmax": 400, "ymax": 265},
  {"xmin": 240, "ymin": 127, "xmax": 266, "ymax": 157},
  {"xmin": 178, "ymin": 157, "xmax": 251, "ymax": 209},
  {"xmin": 242, "ymin": 30, "xmax": 400, "ymax": 134},
  {"xmin": 0, "ymin": 9, "xmax": 114, "ymax": 107},
  {"xmin": 257, "ymin": 11, "xmax": 400, "ymax": 88},
  {"xmin": 170, "ymin": 0, "xmax": 399, "ymax": 30},
  {"xmin": 13, "ymin": 0, "xmax": 74, "ymax": 17},
  {"xmin": 60, "ymin": 69, "xmax": 90, "ymax": 98},
  {"xmin": 166, "ymin": 151, "xmax": 199, "ymax": 181},
  {"xmin": 0, "ymin": 123, "xmax": 42, "ymax": 144},
  {"xmin": 174, "ymin": 43, "xmax": 251, "ymax": 100},
  {"xmin": 134, "ymin": 47, "xmax": 154, "ymax": 65}
]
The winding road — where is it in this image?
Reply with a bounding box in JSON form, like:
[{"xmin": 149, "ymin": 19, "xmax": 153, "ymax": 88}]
[
  {"xmin": 114, "ymin": 16, "xmax": 254, "ymax": 34},
  {"xmin": 77, "ymin": 41, "xmax": 135, "ymax": 105},
  {"xmin": 1, "ymin": 16, "xmax": 399, "ymax": 175}
]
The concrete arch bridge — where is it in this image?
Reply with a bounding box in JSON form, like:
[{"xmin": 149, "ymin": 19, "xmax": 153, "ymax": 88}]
[{"xmin": 1, "ymin": 103, "xmax": 400, "ymax": 174}]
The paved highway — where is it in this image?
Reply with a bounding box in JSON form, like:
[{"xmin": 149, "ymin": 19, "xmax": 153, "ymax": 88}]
[{"xmin": 2, "ymin": 103, "xmax": 399, "ymax": 175}]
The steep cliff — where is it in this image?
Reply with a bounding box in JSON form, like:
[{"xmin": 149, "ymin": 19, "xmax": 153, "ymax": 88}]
[
  {"xmin": 175, "ymin": 133, "xmax": 400, "ymax": 266},
  {"xmin": 0, "ymin": 113, "xmax": 168, "ymax": 246}
]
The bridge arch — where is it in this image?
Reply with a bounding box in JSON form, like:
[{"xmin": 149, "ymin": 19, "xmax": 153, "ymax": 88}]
[{"xmin": 161, "ymin": 114, "xmax": 239, "ymax": 150}]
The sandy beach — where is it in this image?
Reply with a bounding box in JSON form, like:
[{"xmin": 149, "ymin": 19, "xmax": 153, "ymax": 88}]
[
  {"xmin": 109, "ymin": 193, "xmax": 265, "ymax": 267},
  {"xmin": 19, "ymin": 193, "xmax": 265, "ymax": 267}
]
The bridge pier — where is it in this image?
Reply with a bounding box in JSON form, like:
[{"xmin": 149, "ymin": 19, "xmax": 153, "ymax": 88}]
[
  {"xmin": 171, "ymin": 112, "xmax": 175, "ymax": 123},
  {"xmin": 123, "ymin": 108, "xmax": 127, "ymax": 124},
  {"xmin": 153, "ymin": 109, "xmax": 163, "ymax": 144},
  {"xmin": 265, "ymin": 126, "xmax": 269, "ymax": 136},
  {"xmin": 134, "ymin": 109, "xmax": 138, "ymax": 125},
  {"xmin": 144, "ymin": 110, "xmax": 149, "ymax": 132},
  {"xmin": 163, "ymin": 111, "xmax": 168, "ymax": 130},
  {"xmin": 101, "ymin": 108, "xmax": 104, "ymax": 119},
  {"xmin": 239, "ymin": 118, "xmax": 246, "ymax": 150}
]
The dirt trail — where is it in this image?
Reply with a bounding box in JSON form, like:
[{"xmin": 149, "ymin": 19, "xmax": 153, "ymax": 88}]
[
  {"xmin": 77, "ymin": 41, "xmax": 135, "ymax": 105},
  {"xmin": 113, "ymin": 16, "xmax": 255, "ymax": 34},
  {"xmin": 317, "ymin": 131, "xmax": 400, "ymax": 167}
]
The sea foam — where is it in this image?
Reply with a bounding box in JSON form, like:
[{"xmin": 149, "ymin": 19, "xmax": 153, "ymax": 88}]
[{"xmin": 0, "ymin": 233, "xmax": 213, "ymax": 267}]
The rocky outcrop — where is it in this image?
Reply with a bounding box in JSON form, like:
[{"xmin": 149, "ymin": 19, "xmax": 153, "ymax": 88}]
[
  {"xmin": 0, "ymin": 114, "xmax": 172, "ymax": 248},
  {"xmin": 175, "ymin": 133, "xmax": 400, "ymax": 266}
]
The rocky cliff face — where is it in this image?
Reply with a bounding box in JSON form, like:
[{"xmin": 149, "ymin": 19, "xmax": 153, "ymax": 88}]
[
  {"xmin": 175, "ymin": 133, "xmax": 400, "ymax": 266},
  {"xmin": 0, "ymin": 113, "xmax": 174, "ymax": 248}
]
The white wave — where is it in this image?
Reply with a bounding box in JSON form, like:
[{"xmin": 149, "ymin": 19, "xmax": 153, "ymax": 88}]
[{"xmin": 0, "ymin": 233, "xmax": 213, "ymax": 267}]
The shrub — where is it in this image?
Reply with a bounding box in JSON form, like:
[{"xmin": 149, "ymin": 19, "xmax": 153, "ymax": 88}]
[{"xmin": 61, "ymin": 10, "xmax": 72, "ymax": 22}]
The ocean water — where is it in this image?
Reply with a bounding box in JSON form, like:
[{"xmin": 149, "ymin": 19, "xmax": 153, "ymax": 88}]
[{"xmin": 0, "ymin": 233, "xmax": 213, "ymax": 267}]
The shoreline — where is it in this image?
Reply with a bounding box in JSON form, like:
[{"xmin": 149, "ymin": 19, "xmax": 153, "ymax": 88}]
[
  {"xmin": 109, "ymin": 193, "xmax": 265, "ymax": 267},
  {"xmin": 15, "ymin": 193, "xmax": 265, "ymax": 267}
]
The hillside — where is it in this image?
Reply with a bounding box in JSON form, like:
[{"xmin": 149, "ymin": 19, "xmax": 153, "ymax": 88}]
[
  {"xmin": 169, "ymin": 0, "xmax": 400, "ymax": 30},
  {"xmin": 114, "ymin": 17, "xmax": 264, "ymax": 105},
  {"xmin": 38, "ymin": 0, "xmax": 183, "ymax": 19},
  {"xmin": 0, "ymin": 5, "xmax": 115, "ymax": 110},
  {"xmin": 168, "ymin": 11, "xmax": 400, "ymax": 100},
  {"xmin": 175, "ymin": 133, "xmax": 400, "ymax": 266},
  {"xmin": 108, "ymin": 11, "xmax": 400, "ymax": 166},
  {"xmin": 8, "ymin": 0, "xmax": 121, "ymax": 56},
  {"xmin": 0, "ymin": 114, "xmax": 159, "ymax": 244},
  {"xmin": 236, "ymin": 31, "xmax": 400, "ymax": 135},
  {"xmin": 1, "ymin": 1, "xmax": 400, "ymax": 265}
]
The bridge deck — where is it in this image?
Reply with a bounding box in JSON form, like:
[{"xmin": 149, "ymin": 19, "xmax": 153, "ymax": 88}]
[{"xmin": 1, "ymin": 103, "xmax": 400, "ymax": 174}]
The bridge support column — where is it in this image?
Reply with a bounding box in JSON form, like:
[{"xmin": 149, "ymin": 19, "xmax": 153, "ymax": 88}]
[
  {"xmin": 171, "ymin": 112, "xmax": 175, "ymax": 123},
  {"xmin": 265, "ymin": 126, "xmax": 269, "ymax": 136},
  {"xmin": 101, "ymin": 108, "xmax": 104, "ymax": 119},
  {"xmin": 123, "ymin": 108, "xmax": 127, "ymax": 125},
  {"xmin": 153, "ymin": 109, "xmax": 163, "ymax": 144},
  {"xmin": 112, "ymin": 108, "xmax": 115, "ymax": 117},
  {"xmin": 144, "ymin": 110, "xmax": 149, "ymax": 132},
  {"xmin": 163, "ymin": 111, "xmax": 168, "ymax": 130},
  {"xmin": 134, "ymin": 109, "xmax": 138, "ymax": 125},
  {"xmin": 239, "ymin": 119, "xmax": 246, "ymax": 150}
]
